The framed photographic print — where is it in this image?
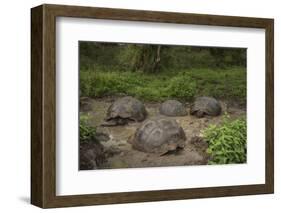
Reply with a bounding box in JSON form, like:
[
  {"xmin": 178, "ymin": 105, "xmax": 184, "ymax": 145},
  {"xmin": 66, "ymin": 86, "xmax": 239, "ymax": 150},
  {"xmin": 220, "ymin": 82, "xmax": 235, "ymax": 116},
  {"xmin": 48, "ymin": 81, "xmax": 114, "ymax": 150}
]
[{"xmin": 31, "ymin": 4, "xmax": 274, "ymax": 208}]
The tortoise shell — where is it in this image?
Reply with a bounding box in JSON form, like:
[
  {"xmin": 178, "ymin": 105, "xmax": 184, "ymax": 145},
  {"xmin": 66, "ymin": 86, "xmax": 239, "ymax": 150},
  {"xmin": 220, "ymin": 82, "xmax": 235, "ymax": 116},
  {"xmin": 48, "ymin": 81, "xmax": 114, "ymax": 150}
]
[
  {"xmin": 159, "ymin": 100, "xmax": 187, "ymax": 116},
  {"xmin": 190, "ymin": 97, "xmax": 222, "ymax": 118},
  {"xmin": 104, "ymin": 96, "xmax": 147, "ymax": 126},
  {"xmin": 129, "ymin": 116, "xmax": 186, "ymax": 154}
]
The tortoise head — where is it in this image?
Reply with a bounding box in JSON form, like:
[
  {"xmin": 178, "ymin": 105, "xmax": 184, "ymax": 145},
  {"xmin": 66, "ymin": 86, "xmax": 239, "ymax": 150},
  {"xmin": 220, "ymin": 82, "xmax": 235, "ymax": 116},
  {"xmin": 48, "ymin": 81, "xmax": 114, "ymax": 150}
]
[{"xmin": 196, "ymin": 111, "xmax": 205, "ymax": 118}]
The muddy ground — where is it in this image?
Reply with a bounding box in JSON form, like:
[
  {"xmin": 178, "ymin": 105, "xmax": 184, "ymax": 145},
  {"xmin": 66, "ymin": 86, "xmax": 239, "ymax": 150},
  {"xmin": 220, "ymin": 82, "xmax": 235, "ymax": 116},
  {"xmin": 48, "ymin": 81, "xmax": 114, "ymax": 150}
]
[{"xmin": 80, "ymin": 97, "xmax": 246, "ymax": 169}]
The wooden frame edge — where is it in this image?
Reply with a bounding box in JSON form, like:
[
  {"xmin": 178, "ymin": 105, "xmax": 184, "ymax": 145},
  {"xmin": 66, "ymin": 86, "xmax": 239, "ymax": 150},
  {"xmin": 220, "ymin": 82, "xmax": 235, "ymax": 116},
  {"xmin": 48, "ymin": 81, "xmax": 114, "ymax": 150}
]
[
  {"xmin": 31, "ymin": 4, "xmax": 274, "ymax": 208},
  {"xmin": 265, "ymin": 19, "xmax": 274, "ymax": 194},
  {"xmin": 31, "ymin": 5, "xmax": 44, "ymax": 207}
]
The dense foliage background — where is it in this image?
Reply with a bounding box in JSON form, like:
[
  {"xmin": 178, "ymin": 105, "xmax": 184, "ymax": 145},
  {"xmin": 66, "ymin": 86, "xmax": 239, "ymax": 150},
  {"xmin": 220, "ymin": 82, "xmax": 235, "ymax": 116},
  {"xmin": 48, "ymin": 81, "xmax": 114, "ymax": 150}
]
[{"xmin": 79, "ymin": 42, "xmax": 246, "ymax": 103}]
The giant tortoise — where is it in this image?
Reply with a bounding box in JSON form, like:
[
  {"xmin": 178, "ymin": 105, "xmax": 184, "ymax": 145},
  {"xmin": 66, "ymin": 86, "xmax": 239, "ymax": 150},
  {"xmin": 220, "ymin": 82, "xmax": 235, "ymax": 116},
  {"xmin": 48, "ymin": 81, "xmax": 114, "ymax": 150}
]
[
  {"xmin": 159, "ymin": 100, "xmax": 188, "ymax": 116},
  {"xmin": 129, "ymin": 116, "xmax": 186, "ymax": 154},
  {"xmin": 102, "ymin": 96, "xmax": 147, "ymax": 126},
  {"xmin": 190, "ymin": 97, "xmax": 222, "ymax": 118}
]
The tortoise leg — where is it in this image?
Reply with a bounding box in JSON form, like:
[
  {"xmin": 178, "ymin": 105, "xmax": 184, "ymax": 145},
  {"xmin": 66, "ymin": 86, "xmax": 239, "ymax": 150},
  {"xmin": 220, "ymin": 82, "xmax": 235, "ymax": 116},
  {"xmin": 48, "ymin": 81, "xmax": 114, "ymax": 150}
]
[
  {"xmin": 196, "ymin": 111, "xmax": 205, "ymax": 118},
  {"xmin": 101, "ymin": 119, "xmax": 117, "ymax": 126},
  {"xmin": 117, "ymin": 118, "xmax": 128, "ymax": 126}
]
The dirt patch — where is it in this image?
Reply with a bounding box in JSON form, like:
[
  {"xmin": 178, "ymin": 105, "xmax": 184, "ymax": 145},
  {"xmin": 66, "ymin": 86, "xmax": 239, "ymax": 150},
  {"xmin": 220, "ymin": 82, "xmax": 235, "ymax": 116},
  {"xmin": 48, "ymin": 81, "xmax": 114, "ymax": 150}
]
[{"xmin": 80, "ymin": 98, "xmax": 246, "ymax": 169}]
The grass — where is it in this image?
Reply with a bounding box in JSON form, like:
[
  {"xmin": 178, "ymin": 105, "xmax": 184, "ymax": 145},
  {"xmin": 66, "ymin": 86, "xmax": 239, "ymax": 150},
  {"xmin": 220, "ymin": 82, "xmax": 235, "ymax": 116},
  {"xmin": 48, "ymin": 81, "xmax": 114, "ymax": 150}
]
[{"xmin": 80, "ymin": 67, "xmax": 246, "ymax": 103}]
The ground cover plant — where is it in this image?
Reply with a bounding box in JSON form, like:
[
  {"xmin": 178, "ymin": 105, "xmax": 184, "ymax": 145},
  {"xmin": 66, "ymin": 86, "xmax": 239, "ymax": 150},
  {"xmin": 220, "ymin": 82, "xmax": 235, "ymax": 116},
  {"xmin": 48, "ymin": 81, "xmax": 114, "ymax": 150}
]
[
  {"xmin": 79, "ymin": 115, "xmax": 96, "ymax": 143},
  {"xmin": 203, "ymin": 116, "xmax": 247, "ymax": 164}
]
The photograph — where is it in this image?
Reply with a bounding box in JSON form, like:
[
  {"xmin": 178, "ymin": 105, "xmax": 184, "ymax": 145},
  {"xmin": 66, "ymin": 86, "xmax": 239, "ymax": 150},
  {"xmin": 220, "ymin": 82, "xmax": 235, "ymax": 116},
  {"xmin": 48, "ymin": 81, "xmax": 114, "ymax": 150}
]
[
  {"xmin": 79, "ymin": 42, "xmax": 247, "ymax": 170},
  {"xmin": 30, "ymin": 4, "xmax": 274, "ymax": 208}
]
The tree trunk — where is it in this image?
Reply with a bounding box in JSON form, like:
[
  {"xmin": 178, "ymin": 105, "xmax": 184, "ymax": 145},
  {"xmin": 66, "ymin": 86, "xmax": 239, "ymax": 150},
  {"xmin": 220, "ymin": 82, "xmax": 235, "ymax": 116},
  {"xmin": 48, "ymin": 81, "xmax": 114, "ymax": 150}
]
[{"xmin": 133, "ymin": 45, "xmax": 162, "ymax": 73}]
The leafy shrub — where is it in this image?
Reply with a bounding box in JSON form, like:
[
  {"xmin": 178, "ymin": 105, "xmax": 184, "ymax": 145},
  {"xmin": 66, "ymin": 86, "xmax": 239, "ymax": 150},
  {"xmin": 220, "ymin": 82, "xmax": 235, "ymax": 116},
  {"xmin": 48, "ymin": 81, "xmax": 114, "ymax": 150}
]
[
  {"xmin": 79, "ymin": 115, "xmax": 96, "ymax": 143},
  {"xmin": 80, "ymin": 71, "xmax": 145, "ymax": 97},
  {"xmin": 165, "ymin": 74, "xmax": 196, "ymax": 100},
  {"xmin": 186, "ymin": 68, "xmax": 246, "ymax": 103},
  {"xmin": 132, "ymin": 87, "xmax": 159, "ymax": 101},
  {"xmin": 203, "ymin": 117, "xmax": 247, "ymax": 164},
  {"xmin": 80, "ymin": 71, "xmax": 94, "ymax": 97},
  {"xmin": 80, "ymin": 67, "xmax": 246, "ymax": 103}
]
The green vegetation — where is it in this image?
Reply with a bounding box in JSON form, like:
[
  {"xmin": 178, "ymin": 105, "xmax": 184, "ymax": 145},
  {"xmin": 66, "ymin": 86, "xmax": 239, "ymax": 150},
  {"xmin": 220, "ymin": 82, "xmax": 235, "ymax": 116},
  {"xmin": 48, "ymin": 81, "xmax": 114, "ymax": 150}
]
[
  {"xmin": 80, "ymin": 67, "xmax": 246, "ymax": 102},
  {"xmin": 203, "ymin": 117, "xmax": 247, "ymax": 164},
  {"xmin": 79, "ymin": 42, "xmax": 246, "ymax": 103},
  {"xmin": 79, "ymin": 115, "xmax": 96, "ymax": 143},
  {"xmin": 79, "ymin": 42, "xmax": 246, "ymax": 71}
]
